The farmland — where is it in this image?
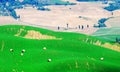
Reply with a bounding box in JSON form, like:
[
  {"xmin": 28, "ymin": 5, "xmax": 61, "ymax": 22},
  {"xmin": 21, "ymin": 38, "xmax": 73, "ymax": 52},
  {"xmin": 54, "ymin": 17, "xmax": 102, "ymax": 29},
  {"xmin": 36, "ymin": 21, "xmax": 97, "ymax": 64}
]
[
  {"xmin": 92, "ymin": 16, "xmax": 120, "ymax": 42},
  {"xmin": 0, "ymin": 25, "xmax": 120, "ymax": 72},
  {"xmin": 0, "ymin": 0, "xmax": 120, "ymax": 72}
]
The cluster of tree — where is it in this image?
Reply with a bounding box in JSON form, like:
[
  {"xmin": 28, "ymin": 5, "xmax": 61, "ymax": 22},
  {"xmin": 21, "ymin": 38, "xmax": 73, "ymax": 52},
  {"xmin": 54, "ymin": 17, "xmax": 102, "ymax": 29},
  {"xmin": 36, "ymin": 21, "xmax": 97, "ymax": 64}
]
[
  {"xmin": 37, "ymin": 7, "xmax": 50, "ymax": 11},
  {"xmin": 77, "ymin": 0, "xmax": 101, "ymax": 2},
  {"xmin": 0, "ymin": 0, "xmax": 15, "ymax": 3},
  {"xmin": 0, "ymin": 3, "xmax": 9, "ymax": 16},
  {"xmin": 7, "ymin": 6, "xmax": 19, "ymax": 19},
  {"xmin": 98, "ymin": 18, "xmax": 107, "ymax": 27},
  {"xmin": 94, "ymin": 18, "xmax": 108, "ymax": 28},
  {"xmin": 54, "ymin": 1, "xmax": 76, "ymax": 5},
  {"xmin": 0, "ymin": 0, "xmax": 76, "ymax": 6},
  {"xmin": 0, "ymin": 0, "xmax": 76, "ymax": 19},
  {"xmin": 0, "ymin": 8, "xmax": 9, "ymax": 16},
  {"xmin": 116, "ymin": 37, "xmax": 120, "ymax": 44},
  {"xmin": 104, "ymin": 0, "xmax": 120, "ymax": 11},
  {"xmin": 0, "ymin": 1, "xmax": 20, "ymax": 19}
]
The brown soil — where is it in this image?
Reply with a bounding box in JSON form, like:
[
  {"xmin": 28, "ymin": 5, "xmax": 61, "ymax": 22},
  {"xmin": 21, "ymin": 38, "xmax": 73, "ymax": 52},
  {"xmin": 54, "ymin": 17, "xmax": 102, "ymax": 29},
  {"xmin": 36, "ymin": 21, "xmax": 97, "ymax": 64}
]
[
  {"xmin": 94, "ymin": 40, "xmax": 120, "ymax": 52},
  {"xmin": 102, "ymin": 43, "xmax": 120, "ymax": 52},
  {"xmin": 24, "ymin": 30, "xmax": 57, "ymax": 40}
]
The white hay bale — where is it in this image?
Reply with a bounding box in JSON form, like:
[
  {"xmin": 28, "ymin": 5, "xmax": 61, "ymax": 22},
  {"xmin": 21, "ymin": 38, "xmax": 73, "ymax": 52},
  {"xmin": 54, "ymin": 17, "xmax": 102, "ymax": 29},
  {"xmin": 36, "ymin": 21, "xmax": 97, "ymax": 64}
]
[
  {"xmin": 43, "ymin": 47, "xmax": 47, "ymax": 50},
  {"xmin": 48, "ymin": 59, "xmax": 51, "ymax": 62},
  {"xmin": 20, "ymin": 53, "xmax": 24, "ymax": 56},
  {"xmin": 10, "ymin": 49, "xmax": 13, "ymax": 52},
  {"xmin": 100, "ymin": 57, "xmax": 104, "ymax": 61},
  {"xmin": 22, "ymin": 49, "xmax": 26, "ymax": 53}
]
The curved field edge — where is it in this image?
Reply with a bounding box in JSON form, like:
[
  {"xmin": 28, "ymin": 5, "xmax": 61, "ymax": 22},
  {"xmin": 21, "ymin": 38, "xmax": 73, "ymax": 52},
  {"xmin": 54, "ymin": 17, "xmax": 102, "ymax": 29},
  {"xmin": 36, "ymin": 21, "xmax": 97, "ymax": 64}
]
[
  {"xmin": 92, "ymin": 27, "xmax": 120, "ymax": 42},
  {"xmin": 0, "ymin": 25, "xmax": 120, "ymax": 72}
]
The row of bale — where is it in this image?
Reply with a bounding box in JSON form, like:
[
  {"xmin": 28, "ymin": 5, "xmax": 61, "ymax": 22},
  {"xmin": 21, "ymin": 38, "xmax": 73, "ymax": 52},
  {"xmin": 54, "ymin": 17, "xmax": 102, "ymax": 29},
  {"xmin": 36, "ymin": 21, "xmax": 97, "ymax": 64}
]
[
  {"xmin": 9, "ymin": 47, "xmax": 52, "ymax": 62},
  {"xmin": 10, "ymin": 49, "xmax": 25, "ymax": 56},
  {"xmin": 9, "ymin": 46, "xmax": 104, "ymax": 62}
]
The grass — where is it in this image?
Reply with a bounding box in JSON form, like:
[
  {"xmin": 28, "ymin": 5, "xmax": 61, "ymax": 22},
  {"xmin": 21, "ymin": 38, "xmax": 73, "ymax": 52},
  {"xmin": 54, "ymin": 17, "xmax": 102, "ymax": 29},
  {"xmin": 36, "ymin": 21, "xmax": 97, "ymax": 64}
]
[{"xmin": 0, "ymin": 25, "xmax": 120, "ymax": 72}]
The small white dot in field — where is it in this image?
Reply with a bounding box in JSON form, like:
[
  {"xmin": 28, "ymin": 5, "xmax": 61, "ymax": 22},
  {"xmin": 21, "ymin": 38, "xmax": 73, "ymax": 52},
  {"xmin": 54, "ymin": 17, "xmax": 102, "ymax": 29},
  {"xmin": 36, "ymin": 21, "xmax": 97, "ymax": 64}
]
[
  {"xmin": 100, "ymin": 57, "xmax": 104, "ymax": 61},
  {"xmin": 43, "ymin": 47, "xmax": 47, "ymax": 50},
  {"xmin": 48, "ymin": 59, "xmax": 51, "ymax": 62},
  {"xmin": 22, "ymin": 49, "xmax": 26, "ymax": 53},
  {"xmin": 21, "ymin": 53, "xmax": 24, "ymax": 56},
  {"xmin": 10, "ymin": 49, "xmax": 13, "ymax": 52},
  {"xmin": 12, "ymin": 69, "xmax": 16, "ymax": 72}
]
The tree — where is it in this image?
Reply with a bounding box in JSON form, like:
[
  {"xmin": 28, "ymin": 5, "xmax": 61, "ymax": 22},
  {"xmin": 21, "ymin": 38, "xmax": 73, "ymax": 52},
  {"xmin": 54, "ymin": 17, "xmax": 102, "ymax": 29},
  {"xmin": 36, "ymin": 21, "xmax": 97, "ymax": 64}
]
[
  {"xmin": 114, "ymin": 0, "xmax": 120, "ymax": 8},
  {"xmin": 98, "ymin": 18, "xmax": 107, "ymax": 27},
  {"xmin": 104, "ymin": 0, "xmax": 120, "ymax": 11},
  {"xmin": 116, "ymin": 37, "xmax": 120, "ymax": 43}
]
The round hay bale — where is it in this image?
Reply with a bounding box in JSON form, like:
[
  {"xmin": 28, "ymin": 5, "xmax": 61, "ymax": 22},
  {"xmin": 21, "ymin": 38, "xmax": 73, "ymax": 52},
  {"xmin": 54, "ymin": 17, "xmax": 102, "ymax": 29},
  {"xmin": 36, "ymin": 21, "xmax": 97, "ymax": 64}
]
[
  {"xmin": 43, "ymin": 47, "xmax": 47, "ymax": 50},
  {"xmin": 20, "ymin": 53, "xmax": 24, "ymax": 56},
  {"xmin": 48, "ymin": 59, "xmax": 51, "ymax": 62},
  {"xmin": 100, "ymin": 57, "xmax": 104, "ymax": 61},
  {"xmin": 22, "ymin": 49, "xmax": 26, "ymax": 53},
  {"xmin": 10, "ymin": 49, "xmax": 14, "ymax": 52}
]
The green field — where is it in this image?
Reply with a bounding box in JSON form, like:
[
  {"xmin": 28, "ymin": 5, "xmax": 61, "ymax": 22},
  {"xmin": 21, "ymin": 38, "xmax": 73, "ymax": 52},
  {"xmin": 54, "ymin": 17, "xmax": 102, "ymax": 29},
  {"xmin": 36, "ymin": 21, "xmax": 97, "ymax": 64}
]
[{"xmin": 0, "ymin": 25, "xmax": 120, "ymax": 72}]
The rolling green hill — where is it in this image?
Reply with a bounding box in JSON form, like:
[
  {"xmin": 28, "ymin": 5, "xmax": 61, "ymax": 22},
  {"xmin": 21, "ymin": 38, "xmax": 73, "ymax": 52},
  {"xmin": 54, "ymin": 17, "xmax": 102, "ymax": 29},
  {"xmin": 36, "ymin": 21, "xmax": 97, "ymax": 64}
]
[{"xmin": 0, "ymin": 25, "xmax": 120, "ymax": 72}]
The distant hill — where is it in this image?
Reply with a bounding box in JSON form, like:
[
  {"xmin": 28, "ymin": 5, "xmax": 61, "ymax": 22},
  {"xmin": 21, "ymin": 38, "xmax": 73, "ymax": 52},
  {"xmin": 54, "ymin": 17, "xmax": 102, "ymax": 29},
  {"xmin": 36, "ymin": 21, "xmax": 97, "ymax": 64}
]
[{"xmin": 0, "ymin": 0, "xmax": 75, "ymax": 19}]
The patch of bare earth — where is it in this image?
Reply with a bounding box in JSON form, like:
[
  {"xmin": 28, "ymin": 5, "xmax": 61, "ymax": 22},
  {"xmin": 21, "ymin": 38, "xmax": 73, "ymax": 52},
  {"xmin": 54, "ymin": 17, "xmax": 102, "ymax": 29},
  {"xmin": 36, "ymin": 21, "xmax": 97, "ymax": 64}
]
[
  {"xmin": 14, "ymin": 28, "xmax": 61, "ymax": 40},
  {"xmin": 102, "ymin": 43, "xmax": 120, "ymax": 52},
  {"xmin": 84, "ymin": 38, "xmax": 120, "ymax": 52},
  {"xmin": 94, "ymin": 40, "xmax": 120, "ymax": 52},
  {"xmin": 24, "ymin": 30, "xmax": 59, "ymax": 40}
]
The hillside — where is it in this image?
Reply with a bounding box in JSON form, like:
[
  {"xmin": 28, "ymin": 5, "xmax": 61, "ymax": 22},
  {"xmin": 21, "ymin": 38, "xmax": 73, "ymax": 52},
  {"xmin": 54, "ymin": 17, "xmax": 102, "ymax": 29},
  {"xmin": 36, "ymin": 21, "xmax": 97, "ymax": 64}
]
[
  {"xmin": 0, "ymin": 25, "xmax": 120, "ymax": 72},
  {"xmin": 93, "ymin": 13, "xmax": 120, "ymax": 42}
]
